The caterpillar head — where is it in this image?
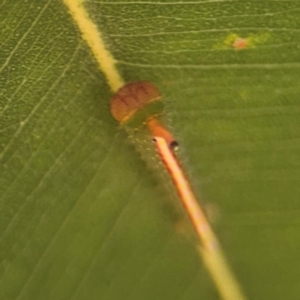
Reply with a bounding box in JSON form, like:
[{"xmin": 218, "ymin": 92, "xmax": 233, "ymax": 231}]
[{"xmin": 110, "ymin": 81, "xmax": 161, "ymax": 123}]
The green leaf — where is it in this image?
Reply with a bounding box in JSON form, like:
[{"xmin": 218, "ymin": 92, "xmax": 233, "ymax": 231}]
[{"xmin": 1, "ymin": 1, "xmax": 300, "ymax": 299}]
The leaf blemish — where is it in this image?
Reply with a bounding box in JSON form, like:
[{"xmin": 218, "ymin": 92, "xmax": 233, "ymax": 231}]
[{"xmin": 216, "ymin": 32, "xmax": 270, "ymax": 50}]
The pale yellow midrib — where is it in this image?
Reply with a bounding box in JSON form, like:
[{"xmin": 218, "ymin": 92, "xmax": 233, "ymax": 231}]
[{"xmin": 63, "ymin": 0, "xmax": 124, "ymax": 92}]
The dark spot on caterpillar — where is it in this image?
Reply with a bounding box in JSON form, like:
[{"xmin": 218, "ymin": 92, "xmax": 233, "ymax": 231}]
[
  {"xmin": 152, "ymin": 137, "xmax": 179, "ymax": 151},
  {"xmin": 169, "ymin": 140, "xmax": 179, "ymax": 151}
]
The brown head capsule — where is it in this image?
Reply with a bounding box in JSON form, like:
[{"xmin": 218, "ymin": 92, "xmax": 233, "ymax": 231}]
[{"xmin": 110, "ymin": 81, "xmax": 161, "ymax": 123}]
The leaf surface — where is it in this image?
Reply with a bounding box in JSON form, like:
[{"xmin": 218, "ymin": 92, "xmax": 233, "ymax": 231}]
[{"xmin": 1, "ymin": 1, "xmax": 300, "ymax": 299}]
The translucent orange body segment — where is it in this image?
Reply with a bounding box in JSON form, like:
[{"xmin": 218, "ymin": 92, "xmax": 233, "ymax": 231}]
[
  {"xmin": 110, "ymin": 81, "xmax": 161, "ymax": 123},
  {"xmin": 147, "ymin": 117, "xmax": 178, "ymax": 150}
]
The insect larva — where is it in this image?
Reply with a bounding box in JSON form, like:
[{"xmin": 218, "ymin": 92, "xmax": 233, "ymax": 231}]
[
  {"xmin": 110, "ymin": 82, "xmax": 245, "ymax": 300},
  {"xmin": 110, "ymin": 81, "xmax": 183, "ymax": 225}
]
